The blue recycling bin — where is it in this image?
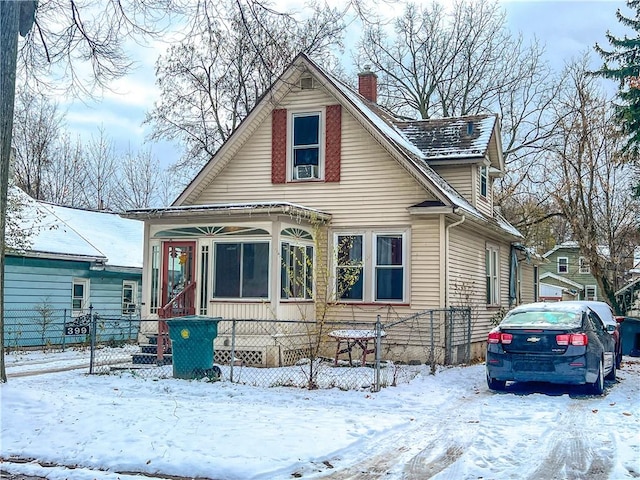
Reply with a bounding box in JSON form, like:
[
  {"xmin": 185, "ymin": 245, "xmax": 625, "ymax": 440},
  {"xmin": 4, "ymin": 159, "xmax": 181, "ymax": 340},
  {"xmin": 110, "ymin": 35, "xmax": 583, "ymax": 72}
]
[{"xmin": 166, "ymin": 316, "xmax": 221, "ymax": 379}]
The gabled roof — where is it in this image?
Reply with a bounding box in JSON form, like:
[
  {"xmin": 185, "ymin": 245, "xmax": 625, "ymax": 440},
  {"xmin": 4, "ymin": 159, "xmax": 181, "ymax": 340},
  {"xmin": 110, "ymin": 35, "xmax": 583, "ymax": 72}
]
[
  {"xmin": 10, "ymin": 188, "xmax": 143, "ymax": 269},
  {"xmin": 171, "ymin": 53, "xmax": 520, "ymax": 239},
  {"xmin": 539, "ymin": 272, "xmax": 585, "ymax": 290},
  {"xmin": 543, "ymin": 241, "xmax": 610, "ymax": 260}
]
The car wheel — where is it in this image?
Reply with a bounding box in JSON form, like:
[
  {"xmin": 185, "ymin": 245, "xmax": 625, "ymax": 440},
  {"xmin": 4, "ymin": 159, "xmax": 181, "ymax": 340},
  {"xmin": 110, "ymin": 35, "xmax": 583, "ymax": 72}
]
[
  {"xmin": 591, "ymin": 358, "xmax": 605, "ymax": 395},
  {"xmin": 487, "ymin": 373, "xmax": 506, "ymax": 391},
  {"xmin": 616, "ymin": 352, "xmax": 622, "ymax": 370}
]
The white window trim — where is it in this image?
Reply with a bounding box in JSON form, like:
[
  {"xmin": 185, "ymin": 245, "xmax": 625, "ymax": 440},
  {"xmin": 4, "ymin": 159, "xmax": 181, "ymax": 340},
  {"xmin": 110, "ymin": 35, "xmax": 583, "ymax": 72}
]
[
  {"xmin": 579, "ymin": 256, "xmax": 590, "ymax": 274},
  {"xmin": 287, "ymin": 108, "xmax": 326, "ymax": 181},
  {"xmin": 334, "ymin": 233, "xmax": 366, "ymax": 302},
  {"xmin": 373, "ymin": 232, "xmax": 407, "ymax": 303},
  {"xmin": 479, "ymin": 165, "xmax": 488, "ymax": 198},
  {"xmin": 486, "ymin": 244, "xmax": 500, "ymax": 306},
  {"xmin": 585, "ymin": 285, "xmax": 597, "ymax": 301},
  {"xmin": 72, "ymin": 278, "xmax": 90, "ymax": 316},
  {"xmin": 557, "ymin": 257, "xmax": 569, "ymax": 274},
  {"xmin": 211, "ymin": 239, "xmax": 272, "ymax": 300},
  {"xmin": 280, "ymin": 239, "xmax": 315, "ymax": 301},
  {"xmin": 122, "ymin": 280, "xmax": 138, "ymax": 314}
]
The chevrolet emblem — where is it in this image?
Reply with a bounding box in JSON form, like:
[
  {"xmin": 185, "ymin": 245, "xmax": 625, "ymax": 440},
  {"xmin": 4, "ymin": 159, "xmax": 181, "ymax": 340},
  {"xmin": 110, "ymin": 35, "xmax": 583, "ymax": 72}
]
[{"xmin": 527, "ymin": 337, "xmax": 541, "ymax": 343}]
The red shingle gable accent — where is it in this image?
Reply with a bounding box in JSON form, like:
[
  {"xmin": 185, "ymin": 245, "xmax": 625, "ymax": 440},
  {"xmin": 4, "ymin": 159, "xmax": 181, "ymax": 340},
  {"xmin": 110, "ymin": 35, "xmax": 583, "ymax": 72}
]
[
  {"xmin": 325, "ymin": 105, "xmax": 341, "ymax": 182},
  {"xmin": 272, "ymin": 109, "xmax": 287, "ymax": 184}
]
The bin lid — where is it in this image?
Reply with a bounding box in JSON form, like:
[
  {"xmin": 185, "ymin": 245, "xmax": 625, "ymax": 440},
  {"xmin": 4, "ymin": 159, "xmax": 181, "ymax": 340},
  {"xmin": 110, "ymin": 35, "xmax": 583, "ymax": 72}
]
[{"xmin": 165, "ymin": 315, "xmax": 222, "ymax": 324}]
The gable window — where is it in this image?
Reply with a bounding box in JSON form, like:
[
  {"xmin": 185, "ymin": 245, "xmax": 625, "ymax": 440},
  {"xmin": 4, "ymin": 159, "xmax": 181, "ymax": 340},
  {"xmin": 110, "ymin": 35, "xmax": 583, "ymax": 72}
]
[
  {"xmin": 579, "ymin": 256, "xmax": 590, "ymax": 274},
  {"xmin": 480, "ymin": 165, "xmax": 488, "ymax": 198},
  {"xmin": 557, "ymin": 257, "xmax": 569, "ymax": 274},
  {"xmin": 486, "ymin": 245, "xmax": 499, "ymax": 305},
  {"xmin": 213, "ymin": 242, "xmax": 269, "ymax": 298},
  {"xmin": 72, "ymin": 278, "xmax": 90, "ymax": 315},
  {"xmin": 336, "ymin": 234, "xmax": 364, "ymax": 300},
  {"xmin": 375, "ymin": 234, "xmax": 404, "ymax": 301},
  {"xmin": 585, "ymin": 285, "xmax": 597, "ymax": 301},
  {"xmin": 281, "ymin": 243, "xmax": 314, "ymax": 300},
  {"xmin": 122, "ymin": 281, "xmax": 137, "ymax": 314},
  {"xmin": 292, "ymin": 112, "xmax": 321, "ymax": 180}
]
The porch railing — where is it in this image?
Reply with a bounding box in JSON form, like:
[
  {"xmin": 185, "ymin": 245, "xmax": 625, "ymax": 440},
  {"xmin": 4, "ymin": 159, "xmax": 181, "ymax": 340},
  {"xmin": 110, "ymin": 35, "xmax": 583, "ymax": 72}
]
[{"xmin": 156, "ymin": 282, "xmax": 196, "ymax": 362}]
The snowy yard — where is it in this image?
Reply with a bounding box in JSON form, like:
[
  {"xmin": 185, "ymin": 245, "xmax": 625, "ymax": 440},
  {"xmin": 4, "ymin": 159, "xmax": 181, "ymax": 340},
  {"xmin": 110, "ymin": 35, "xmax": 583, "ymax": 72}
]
[{"xmin": 1, "ymin": 350, "xmax": 639, "ymax": 480}]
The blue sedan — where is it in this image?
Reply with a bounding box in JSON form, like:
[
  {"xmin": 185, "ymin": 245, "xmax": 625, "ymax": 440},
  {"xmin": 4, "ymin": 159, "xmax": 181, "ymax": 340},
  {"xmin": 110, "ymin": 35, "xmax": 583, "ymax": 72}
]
[{"xmin": 486, "ymin": 302, "xmax": 616, "ymax": 395}]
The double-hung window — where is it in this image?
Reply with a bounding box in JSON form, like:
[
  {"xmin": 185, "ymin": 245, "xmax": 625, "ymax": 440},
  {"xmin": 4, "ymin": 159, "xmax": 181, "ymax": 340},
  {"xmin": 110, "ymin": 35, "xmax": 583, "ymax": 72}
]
[
  {"xmin": 281, "ymin": 243, "xmax": 314, "ymax": 300},
  {"xmin": 292, "ymin": 112, "xmax": 321, "ymax": 180},
  {"xmin": 334, "ymin": 232, "xmax": 406, "ymax": 303},
  {"xmin": 72, "ymin": 278, "xmax": 90, "ymax": 315},
  {"xmin": 213, "ymin": 242, "xmax": 269, "ymax": 298},
  {"xmin": 122, "ymin": 281, "xmax": 137, "ymax": 314},
  {"xmin": 480, "ymin": 165, "xmax": 488, "ymax": 198},
  {"xmin": 336, "ymin": 235, "xmax": 364, "ymax": 300},
  {"xmin": 579, "ymin": 256, "xmax": 590, "ymax": 274},
  {"xmin": 485, "ymin": 245, "xmax": 499, "ymax": 305},
  {"xmin": 375, "ymin": 235, "xmax": 404, "ymax": 301},
  {"xmin": 557, "ymin": 257, "xmax": 568, "ymax": 274}
]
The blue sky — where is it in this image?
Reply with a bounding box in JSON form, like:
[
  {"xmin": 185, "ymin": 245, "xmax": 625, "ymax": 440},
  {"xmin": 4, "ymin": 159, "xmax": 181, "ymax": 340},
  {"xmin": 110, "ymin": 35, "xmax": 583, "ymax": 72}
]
[{"xmin": 60, "ymin": 0, "xmax": 627, "ymax": 170}]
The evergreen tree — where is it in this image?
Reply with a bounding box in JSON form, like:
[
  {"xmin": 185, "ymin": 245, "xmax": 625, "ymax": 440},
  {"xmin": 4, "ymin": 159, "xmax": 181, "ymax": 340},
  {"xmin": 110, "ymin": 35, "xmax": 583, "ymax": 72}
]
[{"xmin": 593, "ymin": 1, "xmax": 640, "ymax": 158}]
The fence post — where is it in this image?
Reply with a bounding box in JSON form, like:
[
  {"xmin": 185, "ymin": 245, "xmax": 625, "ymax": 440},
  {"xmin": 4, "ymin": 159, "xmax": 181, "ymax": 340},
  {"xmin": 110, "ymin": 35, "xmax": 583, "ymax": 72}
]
[
  {"xmin": 430, "ymin": 311, "xmax": 436, "ymax": 374},
  {"xmin": 374, "ymin": 315, "xmax": 382, "ymax": 392},
  {"xmin": 230, "ymin": 320, "xmax": 237, "ymax": 383},
  {"xmin": 62, "ymin": 309, "xmax": 67, "ymax": 352},
  {"xmin": 89, "ymin": 305, "xmax": 96, "ymax": 374}
]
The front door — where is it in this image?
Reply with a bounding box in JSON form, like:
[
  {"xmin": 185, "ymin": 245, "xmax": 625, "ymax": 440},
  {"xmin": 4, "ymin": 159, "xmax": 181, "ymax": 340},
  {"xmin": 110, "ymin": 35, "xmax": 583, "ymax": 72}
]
[{"xmin": 161, "ymin": 241, "xmax": 196, "ymax": 317}]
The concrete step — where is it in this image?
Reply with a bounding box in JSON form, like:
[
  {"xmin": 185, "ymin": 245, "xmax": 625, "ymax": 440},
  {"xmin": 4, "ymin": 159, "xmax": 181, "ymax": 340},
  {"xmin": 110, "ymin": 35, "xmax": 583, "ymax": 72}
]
[{"xmin": 132, "ymin": 353, "xmax": 172, "ymax": 366}]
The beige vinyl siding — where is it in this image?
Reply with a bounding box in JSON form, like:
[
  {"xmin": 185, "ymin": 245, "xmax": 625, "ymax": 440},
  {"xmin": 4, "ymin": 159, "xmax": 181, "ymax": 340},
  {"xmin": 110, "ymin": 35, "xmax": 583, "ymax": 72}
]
[
  {"xmin": 194, "ymin": 87, "xmax": 431, "ymax": 225},
  {"xmin": 476, "ymin": 166, "xmax": 494, "ymax": 217},
  {"xmin": 519, "ymin": 261, "xmax": 537, "ymax": 305},
  {"xmin": 448, "ymin": 225, "xmax": 513, "ymax": 343},
  {"xmin": 409, "ymin": 217, "xmax": 443, "ymax": 309},
  {"xmin": 433, "ymin": 165, "xmax": 474, "ymax": 201}
]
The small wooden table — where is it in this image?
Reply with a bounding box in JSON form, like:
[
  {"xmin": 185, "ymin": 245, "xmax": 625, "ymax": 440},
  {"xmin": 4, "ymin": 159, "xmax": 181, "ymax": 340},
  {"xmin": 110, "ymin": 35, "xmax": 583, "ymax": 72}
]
[{"xmin": 328, "ymin": 329, "xmax": 386, "ymax": 366}]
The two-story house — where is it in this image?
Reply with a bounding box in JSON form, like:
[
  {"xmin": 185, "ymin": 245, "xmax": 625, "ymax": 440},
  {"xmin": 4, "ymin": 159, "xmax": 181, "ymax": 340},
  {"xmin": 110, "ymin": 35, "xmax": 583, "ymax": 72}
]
[
  {"xmin": 124, "ymin": 53, "xmax": 539, "ymax": 365},
  {"xmin": 539, "ymin": 241, "xmax": 605, "ymax": 301}
]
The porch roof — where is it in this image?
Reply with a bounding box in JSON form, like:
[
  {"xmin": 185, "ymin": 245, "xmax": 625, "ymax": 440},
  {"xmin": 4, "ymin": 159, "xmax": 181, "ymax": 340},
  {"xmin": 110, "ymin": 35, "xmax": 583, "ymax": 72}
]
[{"xmin": 123, "ymin": 201, "xmax": 332, "ymax": 223}]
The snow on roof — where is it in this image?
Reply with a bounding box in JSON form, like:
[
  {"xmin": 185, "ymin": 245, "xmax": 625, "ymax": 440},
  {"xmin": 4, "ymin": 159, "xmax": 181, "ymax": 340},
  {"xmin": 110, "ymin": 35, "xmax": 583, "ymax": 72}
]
[
  {"xmin": 12, "ymin": 188, "xmax": 143, "ymax": 269},
  {"xmin": 393, "ymin": 114, "xmax": 496, "ymax": 160}
]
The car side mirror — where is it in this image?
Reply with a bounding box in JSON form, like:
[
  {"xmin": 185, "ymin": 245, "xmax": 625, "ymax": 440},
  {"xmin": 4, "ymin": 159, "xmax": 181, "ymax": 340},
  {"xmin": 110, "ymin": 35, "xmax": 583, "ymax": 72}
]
[{"xmin": 606, "ymin": 324, "xmax": 617, "ymax": 333}]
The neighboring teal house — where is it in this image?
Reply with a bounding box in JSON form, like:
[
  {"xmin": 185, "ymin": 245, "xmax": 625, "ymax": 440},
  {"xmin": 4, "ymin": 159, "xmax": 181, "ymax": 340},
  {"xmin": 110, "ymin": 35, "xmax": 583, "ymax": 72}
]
[
  {"xmin": 539, "ymin": 241, "xmax": 605, "ymax": 301},
  {"xmin": 4, "ymin": 189, "xmax": 143, "ymax": 348}
]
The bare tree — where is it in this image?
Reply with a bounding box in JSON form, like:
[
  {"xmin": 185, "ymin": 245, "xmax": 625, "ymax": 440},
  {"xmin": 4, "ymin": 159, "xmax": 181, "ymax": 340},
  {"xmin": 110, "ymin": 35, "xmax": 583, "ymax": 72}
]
[
  {"xmin": 546, "ymin": 56, "xmax": 640, "ymax": 312},
  {"xmin": 43, "ymin": 132, "xmax": 87, "ymax": 206},
  {"xmin": 357, "ymin": 0, "xmax": 563, "ymax": 241},
  {"xmin": 111, "ymin": 147, "xmax": 167, "ymax": 210},
  {"xmin": 81, "ymin": 126, "xmax": 118, "ymax": 210},
  {"xmin": 146, "ymin": 0, "xmax": 346, "ymax": 172},
  {"xmin": 17, "ymin": 0, "xmax": 182, "ymax": 97},
  {"xmin": 11, "ymin": 90, "xmax": 63, "ymax": 200}
]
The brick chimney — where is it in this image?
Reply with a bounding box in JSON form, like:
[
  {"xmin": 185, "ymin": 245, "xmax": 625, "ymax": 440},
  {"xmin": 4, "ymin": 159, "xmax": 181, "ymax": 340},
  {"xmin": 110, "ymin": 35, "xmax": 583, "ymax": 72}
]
[{"xmin": 358, "ymin": 65, "xmax": 377, "ymax": 103}]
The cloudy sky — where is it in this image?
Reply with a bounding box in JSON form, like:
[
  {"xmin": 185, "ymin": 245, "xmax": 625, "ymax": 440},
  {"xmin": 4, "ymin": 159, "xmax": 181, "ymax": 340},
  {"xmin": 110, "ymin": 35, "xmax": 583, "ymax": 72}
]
[{"xmin": 58, "ymin": 0, "xmax": 628, "ymax": 170}]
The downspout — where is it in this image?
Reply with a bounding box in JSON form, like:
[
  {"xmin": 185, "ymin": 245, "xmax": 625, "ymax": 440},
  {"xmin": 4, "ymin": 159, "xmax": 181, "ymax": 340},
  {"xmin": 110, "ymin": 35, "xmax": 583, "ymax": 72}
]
[{"xmin": 445, "ymin": 209, "xmax": 466, "ymax": 308}]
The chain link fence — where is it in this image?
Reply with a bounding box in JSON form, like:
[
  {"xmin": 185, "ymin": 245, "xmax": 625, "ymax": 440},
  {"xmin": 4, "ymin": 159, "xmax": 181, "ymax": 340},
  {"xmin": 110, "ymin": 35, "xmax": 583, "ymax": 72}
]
[{"xmin": 4, "ymin": 307, "xmax": 471, "ymax": 391}]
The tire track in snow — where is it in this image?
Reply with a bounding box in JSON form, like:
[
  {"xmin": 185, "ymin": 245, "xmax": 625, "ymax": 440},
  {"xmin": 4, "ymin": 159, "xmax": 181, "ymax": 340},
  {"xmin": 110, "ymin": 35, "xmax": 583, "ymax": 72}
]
[
  {"xmin": 313, "ymin": 394, "xmax": 479, "ymax": 479},
  {"xmin": 525, "ymin": 402, "xmax": 614, "ymax": 480}
]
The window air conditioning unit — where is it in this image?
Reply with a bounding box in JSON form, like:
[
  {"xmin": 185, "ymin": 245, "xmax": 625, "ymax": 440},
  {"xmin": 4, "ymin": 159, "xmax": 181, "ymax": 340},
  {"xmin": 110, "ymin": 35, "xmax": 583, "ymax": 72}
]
[{"xmin": 296, "ymin": 165, "xmax": 316, "ymax": 179}]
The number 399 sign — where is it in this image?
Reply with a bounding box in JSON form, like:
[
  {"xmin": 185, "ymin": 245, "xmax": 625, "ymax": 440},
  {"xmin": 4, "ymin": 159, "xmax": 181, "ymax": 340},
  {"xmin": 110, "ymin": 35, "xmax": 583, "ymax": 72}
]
[
  {"xmin": 64, "ymin": 313, "xmax": 92, "ymax": 336},
  {"xmin": 65, "ymin": 324, "xmax": 91, "ymax": 335}
]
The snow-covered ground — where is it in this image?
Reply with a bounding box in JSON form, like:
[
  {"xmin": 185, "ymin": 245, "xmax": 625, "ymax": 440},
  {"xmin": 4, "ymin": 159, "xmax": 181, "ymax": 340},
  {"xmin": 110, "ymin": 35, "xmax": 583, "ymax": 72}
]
[{"xmin": 1, "ymin": 350, "xmax": 639, "ymax": 480}]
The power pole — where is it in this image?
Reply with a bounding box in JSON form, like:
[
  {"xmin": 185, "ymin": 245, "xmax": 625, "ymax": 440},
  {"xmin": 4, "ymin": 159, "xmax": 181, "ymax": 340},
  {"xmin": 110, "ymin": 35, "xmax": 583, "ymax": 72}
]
[{"xmin": 0, "ymin": 0, "xmax": 37, "ymax": 383}]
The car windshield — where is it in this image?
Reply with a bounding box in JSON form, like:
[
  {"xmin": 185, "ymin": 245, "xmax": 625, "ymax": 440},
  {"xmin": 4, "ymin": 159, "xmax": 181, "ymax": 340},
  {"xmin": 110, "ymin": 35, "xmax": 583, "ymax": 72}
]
[{"xmin": 501, "ymin": 310, "xmax": 581, "ymax": 328}]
